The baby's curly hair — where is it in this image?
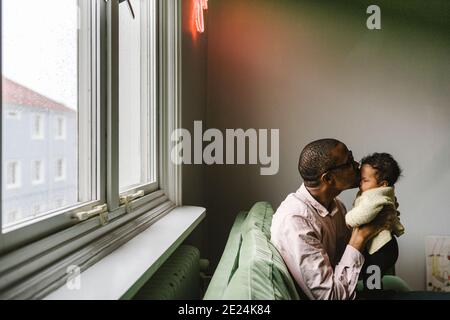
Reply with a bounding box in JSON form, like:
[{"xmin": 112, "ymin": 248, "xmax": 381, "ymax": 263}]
[{"xmin": 361, "ymin": 153, "xmax": 402, "ymax": 186}]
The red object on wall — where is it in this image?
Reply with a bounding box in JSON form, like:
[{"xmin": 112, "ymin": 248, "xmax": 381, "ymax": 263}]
[{"xmin": 194, "ymin": 0, "xmax": 208, "ymax": 33}]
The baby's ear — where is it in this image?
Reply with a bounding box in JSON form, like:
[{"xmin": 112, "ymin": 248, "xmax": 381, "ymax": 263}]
[{"xmin": 381, "ymin": 180, "xmax": 389, "ymax": 187}]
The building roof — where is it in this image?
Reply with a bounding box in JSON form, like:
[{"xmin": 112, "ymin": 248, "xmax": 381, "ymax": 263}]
[{"xmin": 2, "ymin": 77, "xmax": 75, "ymax": 113}]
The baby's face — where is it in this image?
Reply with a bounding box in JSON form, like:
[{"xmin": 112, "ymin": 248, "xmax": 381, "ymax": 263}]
[{"xmin": 360, "ymin": 164, "xmax": 381, "ymax": 192}]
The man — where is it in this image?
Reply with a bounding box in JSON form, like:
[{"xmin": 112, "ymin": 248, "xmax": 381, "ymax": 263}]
[{"xmin": 270, "ymin": 139, "xmax": 392, "ymax": 300}]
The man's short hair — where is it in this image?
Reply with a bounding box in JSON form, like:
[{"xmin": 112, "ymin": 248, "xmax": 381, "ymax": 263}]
[
  {"xmin": 361, "ymin": 153, "xmax": 402, "ymax": 186},
  {"xmin": 298, "ymin": 139, "xmax": 341, "ymax": 187}
]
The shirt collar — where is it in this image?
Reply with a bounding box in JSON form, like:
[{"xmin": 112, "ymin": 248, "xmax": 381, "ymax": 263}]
[{"xmin": 296, "ymin": 183, "xmax": 339, "ymax": 217}]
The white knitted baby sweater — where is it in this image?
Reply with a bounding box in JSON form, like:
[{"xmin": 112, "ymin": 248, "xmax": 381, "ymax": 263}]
[{"xmin": 345, "ymin": 187, "xmax": 405, "ymax": 255}]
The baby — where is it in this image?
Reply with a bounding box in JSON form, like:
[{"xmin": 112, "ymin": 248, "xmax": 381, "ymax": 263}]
[{"xmin": 345, "ymin": 153, "xmax": 405, "ymax": 289}]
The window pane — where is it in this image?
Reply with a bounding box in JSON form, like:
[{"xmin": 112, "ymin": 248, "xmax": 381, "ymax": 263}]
[
  {"xmin": 2, "ymin": 0, "xmax": 96, "ymax": 229},
  {"xmin": 119, "ymin": 0, "xmax": 157, "ymax": 192}
]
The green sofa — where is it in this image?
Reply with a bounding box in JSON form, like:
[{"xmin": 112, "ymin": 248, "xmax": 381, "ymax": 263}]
[{"xmin": 204, "ymin": 201, "xmax": 411, "ymax": 300}]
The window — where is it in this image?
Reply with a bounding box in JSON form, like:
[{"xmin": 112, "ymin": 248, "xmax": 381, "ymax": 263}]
[
  {"xmin": 0, "ymin": 0, "xmax": 182, "ymax": 299},
  {"xmin": 32, "ymin": 160, "xmax": 44, "ymax": 185},
  {"xmin": 6, "ymin": 110, "xmax": 21, "ymax": 120},
  {"xmin": 5, "ymin": 161, "xmax": 21, "ymax": 189},
  {"xmin": 2, "ymin": 0, "xmax": 97, "ymax": 229},
  {"xmin": 55, "ymin": 159, "xmax": 66, "ymax": 181},
  {"xmin": 55, "ymin": 116, "xmax": 66, "ymax": 140},
  {"xmin": 119, "ymin": 0, "xmax": 158, "ymax": 193},
  {"xmin": 32, "ymin": 114, "xmax": 44, "ymax": 139}
]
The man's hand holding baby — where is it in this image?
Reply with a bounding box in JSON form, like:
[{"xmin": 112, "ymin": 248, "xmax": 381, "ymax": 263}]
[{"xmin": 349, "ymin": 205, "xmax": 397, "ymax": 252}]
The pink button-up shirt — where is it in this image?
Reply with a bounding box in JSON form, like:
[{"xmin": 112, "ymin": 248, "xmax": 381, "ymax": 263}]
[{"xmin": 270, "ymin": 184, "xmax": 364, "ymax": 300}]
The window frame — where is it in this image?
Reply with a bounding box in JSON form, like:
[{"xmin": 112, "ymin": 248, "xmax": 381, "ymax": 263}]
[
  {"xmin": 0, "ymin": 0, "xmax": 105, "ymax": 246},
  {"xmin": 117, "ymin": 0, "xmax": 159, "ymax": 198},
  {"xmin": 0, "ymin": 0, "xmax": 182, "ymax": 299}
]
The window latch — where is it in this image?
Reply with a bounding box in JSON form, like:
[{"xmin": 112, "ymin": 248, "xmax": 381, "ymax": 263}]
[
  {"xmin": 72, "ymin": 204, "xmax": 109, "ymax": 225},
  {"xmin": 120, "ymin": 190, "xmax": 145, "ymax": 213},
  {"xmin": 104, "ymin": 0, "xmax": 136, "ymax": 19}
]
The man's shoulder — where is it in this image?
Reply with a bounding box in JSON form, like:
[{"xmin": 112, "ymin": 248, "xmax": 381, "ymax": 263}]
[
  {"xmin": 273, "ymin": 192, "xmax": 312, "ymax": 221},
  {"xmin": 270, "ymin": 192, "xmax": 317, "ymax": 243}
]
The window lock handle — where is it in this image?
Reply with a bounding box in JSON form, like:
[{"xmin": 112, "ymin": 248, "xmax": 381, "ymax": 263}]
[{"xmin": 72, "ymin": 204, "xmax": 109, "ymax": 225}]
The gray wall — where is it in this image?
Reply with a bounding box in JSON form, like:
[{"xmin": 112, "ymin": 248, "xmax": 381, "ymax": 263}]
[
  {"xmin": 180, "ymin": 0, "xmax": 208, "ymax": 255},
  {"xmin": 204, "ymin": 0, "xmax": 450, "ymax": 290}
]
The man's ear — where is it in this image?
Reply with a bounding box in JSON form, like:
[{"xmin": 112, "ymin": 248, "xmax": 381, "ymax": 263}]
[{"xmin": 321, "ymin": 172, "xmax": 333, "ymax": 185}]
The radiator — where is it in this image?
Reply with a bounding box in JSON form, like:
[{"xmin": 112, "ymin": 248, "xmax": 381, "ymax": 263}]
[{"xmin": 133, "ymin": 245, "xmax": 201, "ymax": 300}]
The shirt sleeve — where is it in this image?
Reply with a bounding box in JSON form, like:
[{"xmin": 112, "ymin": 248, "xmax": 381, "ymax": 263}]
[{"xmin": 282, "ymin": 215, "xmax": 365, "ymax": 300}]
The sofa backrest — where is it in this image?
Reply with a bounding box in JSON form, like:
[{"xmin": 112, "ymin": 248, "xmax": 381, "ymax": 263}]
[
  {"xmin": 203, "ymin": 211, "xmax": 248, "ymax": 300},
  {"xmin": 204, "ymin": 202, "xmax": 300, "ymax": 300},
  {"xmin": 222, "ymin": 228, "xmax": 300, "ymax": 300},
  {"xmin": 240, "ymin": 201, "xmax": 273, "ymax": 238}
]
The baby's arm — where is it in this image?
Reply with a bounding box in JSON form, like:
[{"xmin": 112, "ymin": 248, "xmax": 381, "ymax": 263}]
[{"xmin": 345, "ymin": 194, "xmax": 391, "ymax": 227}]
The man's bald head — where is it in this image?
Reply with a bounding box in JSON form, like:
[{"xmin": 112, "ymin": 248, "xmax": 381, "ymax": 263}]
[{"xmin": 298, "ymin": 139, "xmax": 342, "ymax": 187}]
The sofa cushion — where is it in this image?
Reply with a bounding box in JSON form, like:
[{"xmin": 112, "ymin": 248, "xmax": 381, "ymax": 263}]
[
  {"xmin": 203, "ymin": 211, "xmax": 248, "ymax": 300},
  {"xmin": 222, "ymin": 228, "xmax": 300, "ymax": 300},
  {"xmin": 240, "ymin": 201, "xmax": 274, "ymax": 238}
]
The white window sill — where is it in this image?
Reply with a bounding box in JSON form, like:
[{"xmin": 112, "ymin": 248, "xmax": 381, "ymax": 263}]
[{"xmin": 44, "ymin": 205, "xmax": 206, "ymax": 300}]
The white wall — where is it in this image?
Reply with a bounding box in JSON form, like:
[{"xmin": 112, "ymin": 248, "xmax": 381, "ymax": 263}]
[{"xmin": 205, "ymin": 0, "xmax": 450, "ymax": 290}]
